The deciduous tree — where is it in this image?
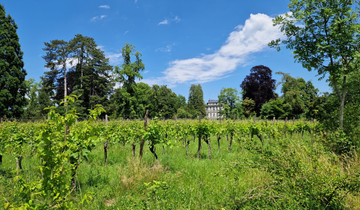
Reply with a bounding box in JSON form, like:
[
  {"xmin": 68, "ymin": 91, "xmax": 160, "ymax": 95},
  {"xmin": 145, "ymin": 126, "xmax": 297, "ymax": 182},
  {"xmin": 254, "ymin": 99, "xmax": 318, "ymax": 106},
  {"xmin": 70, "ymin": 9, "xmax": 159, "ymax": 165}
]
[
  {"xmin": 240, "ymin": 65, "xmax": 276, "ymax": 116},
  {"xmin": 269, "ymin": 0, "xmax": 360, "ymax": 128},
  {"xmin": 218, "ymin": 87, "xmax": 241, "ymax": 118},
  {"xmin": 188, "ymin": 84, "xmax": 206, "ymax": 118}
]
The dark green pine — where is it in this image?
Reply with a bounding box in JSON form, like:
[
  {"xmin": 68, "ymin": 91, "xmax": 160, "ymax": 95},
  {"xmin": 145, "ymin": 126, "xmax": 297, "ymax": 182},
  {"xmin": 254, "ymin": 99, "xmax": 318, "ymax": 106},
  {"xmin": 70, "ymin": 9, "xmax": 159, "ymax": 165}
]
[{"xmin": 0, "ymin": 4, "xmax": 27, "ymax": 118}]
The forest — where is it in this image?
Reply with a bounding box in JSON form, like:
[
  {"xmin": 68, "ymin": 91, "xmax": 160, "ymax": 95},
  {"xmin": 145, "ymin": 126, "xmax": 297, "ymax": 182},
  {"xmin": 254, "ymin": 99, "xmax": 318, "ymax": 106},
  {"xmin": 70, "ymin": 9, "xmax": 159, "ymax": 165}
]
[{"xmin": 1, "ymin": 0, "xmax": 360, "ymax": 209}]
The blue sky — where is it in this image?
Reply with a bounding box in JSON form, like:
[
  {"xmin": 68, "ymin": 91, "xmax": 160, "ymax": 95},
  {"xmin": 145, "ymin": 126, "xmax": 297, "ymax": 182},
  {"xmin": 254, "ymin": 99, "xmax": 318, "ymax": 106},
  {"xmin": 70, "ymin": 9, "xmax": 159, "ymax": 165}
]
[{"xmin": 2, "ymin": 0, "xmax": 331, "ymax": 102}]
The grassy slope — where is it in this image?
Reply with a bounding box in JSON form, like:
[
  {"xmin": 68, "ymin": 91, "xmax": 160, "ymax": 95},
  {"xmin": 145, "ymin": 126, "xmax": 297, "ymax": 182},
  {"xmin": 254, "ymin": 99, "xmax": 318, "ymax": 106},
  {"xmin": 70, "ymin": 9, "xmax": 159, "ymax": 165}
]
[{"xmin": 1, "ymin": 132, "xmax": 360, "ymax": 209}]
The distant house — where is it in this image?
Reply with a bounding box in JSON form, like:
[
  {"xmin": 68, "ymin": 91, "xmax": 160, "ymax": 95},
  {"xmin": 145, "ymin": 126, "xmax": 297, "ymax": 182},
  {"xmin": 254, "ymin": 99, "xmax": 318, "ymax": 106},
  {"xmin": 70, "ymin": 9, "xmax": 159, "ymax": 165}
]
[{"xmin": 206, "ymin": 99, "xmax": 224, "ymax": 120}]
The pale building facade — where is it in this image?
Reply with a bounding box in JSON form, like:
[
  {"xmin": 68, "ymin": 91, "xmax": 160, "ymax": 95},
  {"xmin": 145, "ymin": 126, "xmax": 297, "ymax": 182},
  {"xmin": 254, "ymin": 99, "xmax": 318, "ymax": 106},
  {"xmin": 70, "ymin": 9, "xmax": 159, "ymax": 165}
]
[{"xmin": 206, "ymin": 99, "xmax": 224, "ymax": 120}]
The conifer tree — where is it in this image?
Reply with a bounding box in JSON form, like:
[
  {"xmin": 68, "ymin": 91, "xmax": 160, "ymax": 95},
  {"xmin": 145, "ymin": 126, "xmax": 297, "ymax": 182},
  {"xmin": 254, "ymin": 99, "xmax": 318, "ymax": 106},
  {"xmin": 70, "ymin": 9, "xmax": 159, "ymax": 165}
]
[{"xmin": 0, "ymin": 4, "xmax": 27, "ymax": 118}]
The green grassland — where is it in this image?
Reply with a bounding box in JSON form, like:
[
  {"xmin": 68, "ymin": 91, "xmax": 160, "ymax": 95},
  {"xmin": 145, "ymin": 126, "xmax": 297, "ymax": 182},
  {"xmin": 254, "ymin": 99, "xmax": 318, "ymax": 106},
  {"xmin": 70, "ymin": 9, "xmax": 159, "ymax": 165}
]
[{"xmin": 1, "ymin": 130, "xmax": 360, "ymax": 209}]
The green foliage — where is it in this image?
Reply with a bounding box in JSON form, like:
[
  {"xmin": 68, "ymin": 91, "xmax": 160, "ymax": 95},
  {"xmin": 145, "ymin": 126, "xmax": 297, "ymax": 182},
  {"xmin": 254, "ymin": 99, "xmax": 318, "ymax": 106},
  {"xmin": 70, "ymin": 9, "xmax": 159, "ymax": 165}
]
[
  {"xmin": 0, "ymin": 4, "xmax": 27, "ymax": 118},
  {"xmin": 188, "ymin": 84, "xmax": 206, "ymax": 118},
  {"xmin": 42, "ymin": 35, "xmax": 113, "ymax": 118},
  {"xmin": 2, "ymin": 114, "xmax": 360, "ymax": 209},
  {"xmin": 112, "ymin": 43, "xmax": 145, "ymax": 119},
  {"xmin": 218, "ymin": 87, "xmax": 241, "ymax": 119},
  {"xmin": 269, "ymin": 0, "xmax": 360, "ymax": 128},
  {"xmin": 242, "ymin": 97, "xmax": 255, "ymax": 118}
]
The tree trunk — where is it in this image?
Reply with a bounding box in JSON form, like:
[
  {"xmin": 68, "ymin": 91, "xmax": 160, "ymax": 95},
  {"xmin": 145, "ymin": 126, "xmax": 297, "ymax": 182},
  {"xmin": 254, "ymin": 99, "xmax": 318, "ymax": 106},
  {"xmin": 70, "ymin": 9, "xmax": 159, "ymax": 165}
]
[
  {"xmin": 132, "ymin": 144, "xmax": 136, "ymax": 157},
  {"xmin": 104, "ymin": 142, "xmax": 108, "ymax": 165},
  {"xmin": 257, "ymin": 135, "xmax": 264, "ymax": 147},
  {"xmin": 228, "ymin": 132, "xmax": 233, "ymax": 152},
  {"xmin": 186, "ymin": 138, "xmax": 190, "ymax": 156},
  {"xmin": 139, "ymin": 110, "xmax": 149, "ymax": 161},
  {"xmin": 332, "ymin": 75, "xmax": 347, "ymax": 129},
  {"xmin": 291, "ymin": 117, "xmax": 295, "ymax": 138},
  {"xmin": 19, "ymin": 156, "xmax": 23, "ymax": 170},
  {"xmin": 217, "ymin": 135, "xmax": 221, "ymax": 151},
  {"xmin": 0, "ymin": 155, "xmax": 2, "ymax": 167},
  {"xmin": 283, "ymin": 117, "xmax": 287, "ymax": 138},
  {"xmin": 197, "ymin": 134, "xmax": 202, "ymax": 159},
  {"xmin": 149, "ymin": 145, "xmax": 159, "ymax": 164},
  {"xmin": 206, "ymin": 137, "xmax": 211, "ymax": 160},
  {"xmin": 15, "ymin": 156, "xmax": 23, "ymax": 176},
  {"xmin": 340, "ymin": 83, "xmax": 346, "ymax": 129},
  {"xmin": 70, "ymin": 155, "xmax": 80, "ymax": 190},
  {"xmin": 197, "ymin": 113, "xmax": 202, "ymax": 159}
]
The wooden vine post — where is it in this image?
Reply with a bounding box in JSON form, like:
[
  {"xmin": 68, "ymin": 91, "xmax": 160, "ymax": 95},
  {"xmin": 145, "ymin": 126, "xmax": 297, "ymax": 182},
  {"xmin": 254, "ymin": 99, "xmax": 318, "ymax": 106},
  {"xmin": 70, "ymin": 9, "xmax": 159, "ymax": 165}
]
[
  {"xmin": 268, "ymin": 117, "xmax": 276, "ymax": 144},
  {"xmin": 104, "ymin": 114, "xmax": 108, "ymax": 165},
  {"xmin": 283, "ymin": 117, "xmax": 287, "ymax": 138},
  {"xmin": 163, "ymin": 117, "xmax": 167, "ymax": 155},
  {"xmin": 197, "ymin": 113, "xmax": 202, "ymax": 159},
  {"xmin": 272, "ymin": 116, "xmax": 275, "ymax": 125},
  {"xmin": 228, "ymin": 114, "xmax": 235, "ymax": 152},
  {"xmin": 175, "ymin": 116, "xmax": 178, "ymax": 142},
  {"xmin": 139, "ymin": 110, "xmax": 149, "ymax": 161},
  {"xmin": 291, "ymin": 117, "xmax": 295, "ymax": 137},
  {"xmin": 251, "ymin": 115, "xmax": 256, "ymax": 140}
]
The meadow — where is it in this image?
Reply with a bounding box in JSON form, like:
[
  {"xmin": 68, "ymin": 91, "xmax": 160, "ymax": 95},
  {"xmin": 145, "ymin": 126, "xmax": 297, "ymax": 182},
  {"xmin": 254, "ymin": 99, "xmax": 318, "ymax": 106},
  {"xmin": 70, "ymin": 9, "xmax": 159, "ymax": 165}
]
[{"xmin": 1, "ymin": 115, "xmax": 360, "ymax": 210}]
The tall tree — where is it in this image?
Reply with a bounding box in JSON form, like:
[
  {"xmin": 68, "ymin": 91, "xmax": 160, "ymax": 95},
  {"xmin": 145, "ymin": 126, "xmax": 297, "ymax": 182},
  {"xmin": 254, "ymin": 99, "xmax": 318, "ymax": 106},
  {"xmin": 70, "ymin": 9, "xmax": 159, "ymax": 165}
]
[
  {"xmin": 23, "ymin": 78, "xmax": 40, "ymax": 119},
  {"xmin": 114, "ymin": 43, "xmax": 145, "ymax": 118},
  {"xmin": 240, "ymin": 65, "xmax": 276, "ymax": 115},
  {"xmin": 42, "ymin": 35, "xmax": 113, "ymax": 116},
  {"xmin": 42, "ymin": 39, "xmax": 70, "ymax": 105},
  {"xmin": 157, "ymin": 85, "xmax": 178, "ymax": 119},
  {"xmin": 0, "ymin": 4, "xmax": 27, "ymax": 118},
  {"xmin": 188, "ymin": 84, "xmax": 206, "ymax": 118},
  {"xmin": 269, "ymin": 0, "xmax": 360, "ymax": 128},
  {"xmin": 218, "ymin": 87, "xmax": 241, "ymax": 118},
  {"xmin": 69, "ymin": 34, "xmax": 113, "ymax": 116}
]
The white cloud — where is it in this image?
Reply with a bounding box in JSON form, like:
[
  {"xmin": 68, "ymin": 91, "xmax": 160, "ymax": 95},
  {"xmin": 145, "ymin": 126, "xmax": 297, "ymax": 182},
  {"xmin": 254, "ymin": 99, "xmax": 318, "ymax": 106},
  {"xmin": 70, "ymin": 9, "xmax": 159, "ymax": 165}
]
[
  {"xmin": 50, "ymin": 58, "xmax": 78, "ymax": 71},
  {"xmin": 106, "ymin": 52, "xmax": 122, "ymax": 65},
  {"xmin": 124, "ymin": 31, "xmax": 129, "ymax": 35},
  {"xmin": 155, "ymin": 45, "xmax": 172, "ymax": 53},
  {"xmin": 173, "ymin": 16, "xmax": 180, "ymax": 23},
  {"xmin": 91, "ymin": 16, "xmax": 99, "ymax": 22},
  {"xmin": 97, "ymin": 45, "xmax": 105, "ymax": 50},
  {"xmin": 147, "ymin": 13, "xmax": 284, "ymax": 86},
  {"xmin": 158, "ymin": 19, "xmax": 168, "ymax": 25},
  {"xmin": 91, "ymin": 15, "xmax": 107, "ymax": 22},
  {"xmin": 99, "ymin": 5, "xmax": 110, "ymax": 9},
  {"xmin": 158, "ymin": 15, "xmax": 181, "ymax": 25},
  {"xmin": 135, "ymin": 0, "xmax": 138, "ymax": 3}
]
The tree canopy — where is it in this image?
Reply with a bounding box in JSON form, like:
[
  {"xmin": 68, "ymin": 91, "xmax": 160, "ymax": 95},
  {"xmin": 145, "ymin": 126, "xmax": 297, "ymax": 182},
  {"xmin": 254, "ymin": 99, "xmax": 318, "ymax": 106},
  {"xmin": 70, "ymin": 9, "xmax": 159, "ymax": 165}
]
[
  {"xmin": 0, "ymin": 4, "xmax": 27, "ymax": 118},
  {"xmin": 269, "ymin": 0, "xmax": 360, "ymax": 128},
  {"xmin": 240, "ymin": 65, "xmax": 276, "ymax": 116}
]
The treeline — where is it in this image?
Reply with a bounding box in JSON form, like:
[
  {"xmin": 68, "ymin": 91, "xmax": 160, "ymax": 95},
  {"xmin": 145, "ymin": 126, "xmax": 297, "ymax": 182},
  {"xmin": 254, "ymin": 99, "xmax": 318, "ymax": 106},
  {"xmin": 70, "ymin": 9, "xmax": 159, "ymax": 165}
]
[{"xmin": 20, "ymin": 41, "xmax": 207, "ymax": 120}]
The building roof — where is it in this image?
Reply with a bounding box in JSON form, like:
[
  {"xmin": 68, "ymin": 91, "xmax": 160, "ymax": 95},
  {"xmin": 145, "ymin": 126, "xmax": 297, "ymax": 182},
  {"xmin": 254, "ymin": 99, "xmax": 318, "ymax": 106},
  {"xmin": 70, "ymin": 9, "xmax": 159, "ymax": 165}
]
[{"xmin": 208, "ymin": 99, "xmax": 218, "ymax": 103}]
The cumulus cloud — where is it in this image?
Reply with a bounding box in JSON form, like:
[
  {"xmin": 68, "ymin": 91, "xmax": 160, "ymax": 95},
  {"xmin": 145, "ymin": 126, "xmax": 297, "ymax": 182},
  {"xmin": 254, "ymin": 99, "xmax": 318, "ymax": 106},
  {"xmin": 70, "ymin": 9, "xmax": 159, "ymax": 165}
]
[
  {"xmin": 100, "ymin": 15, "xmax": 107, "ymax": 19},
  {"xmin": 99, "ymin": 5, "xmax": 110, "ymax": 9},
  {"xmin": 158, "ymin": 19, "xmax": 169, "ymax": 25},
  {"xmin": 146, "ymin": 13, "xmax": 284, "ymax": 86}
]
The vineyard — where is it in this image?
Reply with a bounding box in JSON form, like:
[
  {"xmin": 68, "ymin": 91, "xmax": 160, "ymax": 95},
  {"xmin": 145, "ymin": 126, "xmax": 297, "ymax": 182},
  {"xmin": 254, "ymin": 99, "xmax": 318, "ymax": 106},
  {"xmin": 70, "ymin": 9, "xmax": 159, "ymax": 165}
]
[{"xmin": 1, "ymin": 105, "xmax": 360, "ymax": 209}]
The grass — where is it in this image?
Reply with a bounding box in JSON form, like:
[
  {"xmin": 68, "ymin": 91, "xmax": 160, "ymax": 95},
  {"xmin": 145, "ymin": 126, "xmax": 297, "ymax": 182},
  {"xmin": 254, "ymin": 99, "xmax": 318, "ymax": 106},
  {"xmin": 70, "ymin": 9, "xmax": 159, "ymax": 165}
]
[{"xmin": 1, "ymin": 132, "xmax": 360, "ymax": 209}]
